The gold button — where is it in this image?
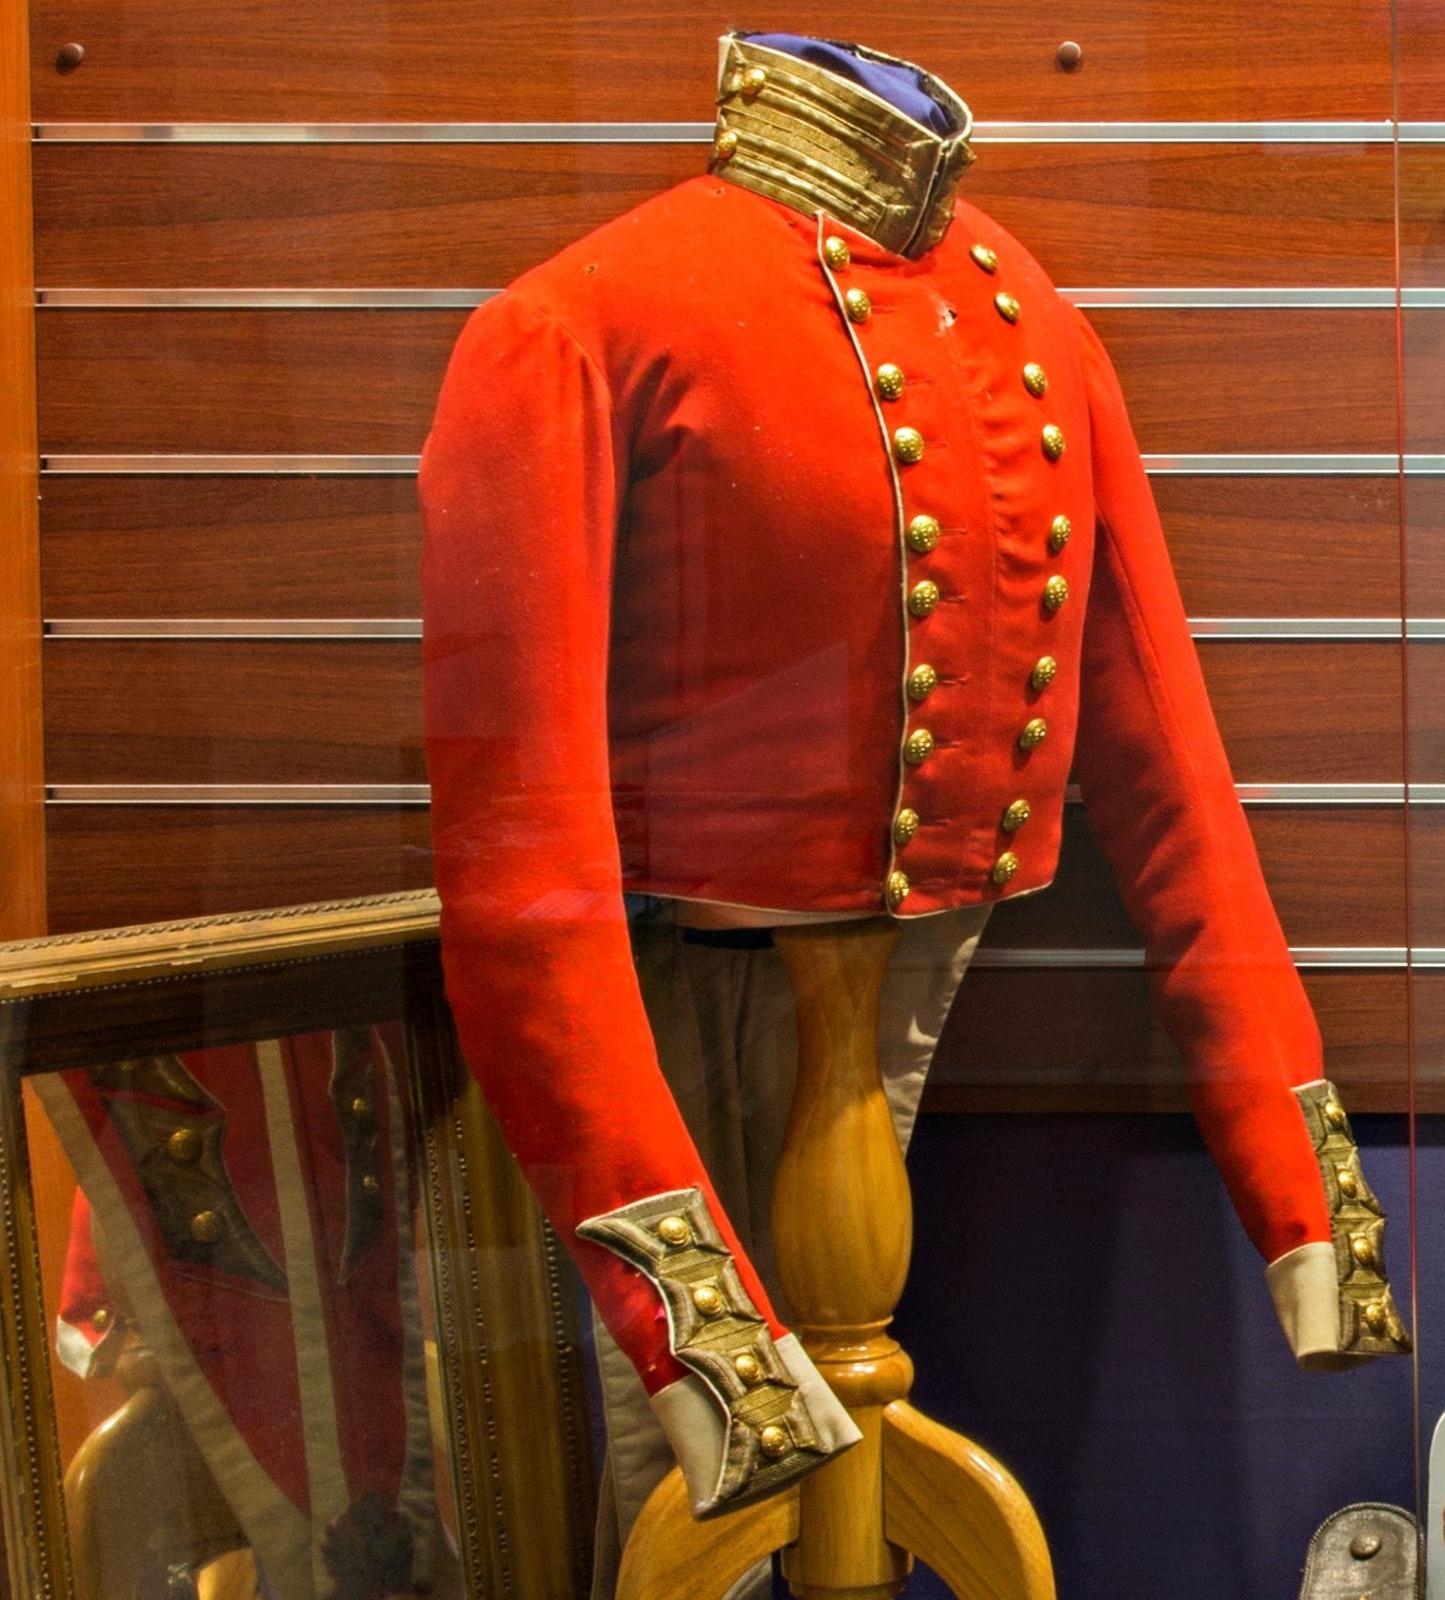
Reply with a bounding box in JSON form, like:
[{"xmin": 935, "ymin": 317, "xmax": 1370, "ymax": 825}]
[
  {"xmin": 893, "ymin": 809, "xmax": 920, "ymax": 846},
  {"xmin": 1041, "ymin": 424, "xmax": 1066, "ymax": 461},
  {"xmin": 1002, "ymin": 798, "xmax": 1032, "ymax": 833},
  {"xmin": 991, "ymin": 852, "xmax": 1020, "ymax": 886},
  {"xmin": 190, "ymin": 1210, "xmax": 223, "ymax": 1245},
  {"xmin": 907, "ymin": 663, "xmax": 938, "ymax": 701},
  {"xmin": 1030, "ymin": 655, "xmax": 1058, "ymax": 691},
  {"xmin": 692, "ymin": 1283, "xmax": 725, "ymax": 1317},
  {"xmin": 904, "ymin": 728, "xmax": 935, "ymax": 766},
  {"xmin": 714, "ymin": 128, "xmax": 738, "ymax": 160},
  {"xmin": 1043, "ymin": 576, "xmax": 1069, "ymax": 613},
  {"xmin": 1363, "ymin": 1301, "xmax": 1388, "ymax": 1334},
  {"xmin": 875, "ymin": 362, "xmax": 905, "ymax": 400},
  {"xmin": 759, "ymin": 1424, "xmax": 791, "ymax": 1459},
  {"xmin": 906, "ymin": 514, "xmax": 941, "ymax": 554},
  {"xmin": 1324, "ymin": 1099, "xmax": 1347, "ymax": 1130},
  {"xmin": 886, "ymin": 869, "xmax": 910, "ymax": 910},
  {"xmin": 1022, "ymin": 362, "xmax": 1048, "ymax": 397},
  {"xmin": 995, "ymin": 292, "xmax": 1020, "ymax": 324},
  {"xmin": 844, "ymin": 287, "xmax": 871, "ymax": 324},
  {"xmin": 893, "ymin": 426, "xmax": 924, "ymax": 464},
  {"xmin": 1049, "ymin": 514, "xmax": 1072, "ymax": 554},
  {"xmin": 91, "ymin": 1306, "xmax": 112, "ymax": 1331},
  {"xmin": 735, "ymin": 1352, "xmax": 764, "ymax": 1385},
  {"xmin": 657, "ymin": 1215, "xmax": 691, "ymax": 1247},
  {"xmin": 351, "ymin": 1096, "xmax": 372, "ymax": 1121},
  {"xmin": 167, "ymin": 1126, "xmax": 202, "ymax": 1164},
  {"xmin": 361, "ymin": 1173, "xmax": 380, "ymax": 1197},
  {"xmin": 970, "ymin": 243, "xmax": 998, "ymax": 273},
  {"xmin": 1019, "ymin": 718, "xmax": 1048, "ymax": 752},
  {"xmin": 908, "ymin": 580, "xmax": 940, "ymax": 618},
  {"xmin": 823, "ymin": 235, "xmax": 851, "ymax": 270},
  {"xmin": 1349, "ymin": 1234, "xmax": 1377, "ymax": 1271},
  {"xmin": 741, "ymin": 65, "xmax": 767, "ymax": 97},
  {"xmin": 1336, "ymin": 1168, "xmax": 1360, "ymax": 1200}
]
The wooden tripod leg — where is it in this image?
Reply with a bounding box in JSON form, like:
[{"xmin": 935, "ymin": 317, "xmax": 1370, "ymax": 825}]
[
  {"xmin": 883, "ymin": 1401, "xmax": 1054, "ymax": 1600},
  {"xmin": 615, "ymin": 1466, "xmax": 799, "ymax": 1600}
]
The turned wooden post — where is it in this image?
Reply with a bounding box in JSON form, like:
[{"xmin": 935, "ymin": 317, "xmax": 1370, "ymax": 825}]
[
  {"xmin": 771, "ymin": 919, "xmax": 912, "ymax": 1600},
  {"xmin": 616, "ymin": 917, "xmax": 1053, "ymax": 1600}
]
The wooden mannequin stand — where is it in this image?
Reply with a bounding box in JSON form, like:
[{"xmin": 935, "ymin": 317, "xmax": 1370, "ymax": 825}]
[{"xmin": 617, "ymin": 919, "xmax": 1055, "ymax": 1600}]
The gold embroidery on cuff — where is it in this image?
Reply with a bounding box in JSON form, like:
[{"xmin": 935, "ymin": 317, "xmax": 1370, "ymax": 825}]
[
  {"xmin": 577, "ymin": 1187, "xmax": 830, "ymax": 1513},
  {"xmin": 1295, "ymin": 1081, "xmax": 1411, "ymax": 1355}
]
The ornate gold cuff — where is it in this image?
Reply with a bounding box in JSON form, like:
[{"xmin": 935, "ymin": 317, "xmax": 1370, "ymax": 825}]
[
  {"xmin": 577, "ymin": 1187, "xmax": 843, "ymax": 1515},
  {"xmin": 1294, "ymin": 1081, "xmax": 1411, "ymax": 1356}
]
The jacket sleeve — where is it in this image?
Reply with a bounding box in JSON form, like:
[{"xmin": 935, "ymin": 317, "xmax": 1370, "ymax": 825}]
[
  {"xmin": 1067, "ymin": 306, "xmax": 1409, "ymax": 1367},
  {"xmin": 418, "ymin": 291, "xmax": 858, "ymax": 1514}
]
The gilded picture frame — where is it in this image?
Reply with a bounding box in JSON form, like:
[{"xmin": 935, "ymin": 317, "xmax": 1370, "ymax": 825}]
[{"xmin": 0, "ymin": 890, "xmax": 595, "ymax": 1600}]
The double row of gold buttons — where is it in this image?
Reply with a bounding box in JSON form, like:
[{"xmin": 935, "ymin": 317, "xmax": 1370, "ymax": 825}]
[
  {"xmin": 824, "ymin": 235, "xmax": 954, "ymax": 913},
  {"xmin": 968, "ymin": 241, "xmax": 1071, "ymax": 892},
  {"xmin": 833, "ymin": 236, "xmax": 1071, "ymax": 908}
]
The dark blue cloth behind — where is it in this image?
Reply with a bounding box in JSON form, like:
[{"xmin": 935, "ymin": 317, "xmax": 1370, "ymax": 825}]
[
  {"xmin": 886, "ymin": 1114, "xmax": 1423, "ymax": 1599},
  {"xmin": 741, "ymin": 33, "xmax": 957, "ymax": 135}
]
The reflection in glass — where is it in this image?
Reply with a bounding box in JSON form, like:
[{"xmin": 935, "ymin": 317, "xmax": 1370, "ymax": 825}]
[{"xmin": 31, "ymin": 1026, "xmax": 463, "ymax": 1600}]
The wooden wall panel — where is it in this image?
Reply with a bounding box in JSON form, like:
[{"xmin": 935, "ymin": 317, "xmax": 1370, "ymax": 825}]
[
  {"xmin": 27, "ymin": 1, "xmax": 1406, "ymax": 123},
  {"xmin": 2, "ymin": 0, "xmax": 45, "ymax": 939},
  {"xmin": 44, "ymin": 805, "xmax": 433, "ymax": 933},
  {"xmin": 1198, "ymin": 642, "xmax": 1403, "ymax": 783},
  {"xmin": 37, "ymin": 475, "xmax": 1407, "ymax": 623},
  {"xmin": 997, "ymin": 806, "xmax": 1411, "ymax": 952},
  {"xmin": 1156, "ymin": 476, "xmax": 1404, "ymax": 618},
  {"xmin": 1085, "ymin": 309, "xmax": 1404, "ymax": 454},
  {"xmin": 40, "ymin": 478, "xmax": 423, "ymax": 618},
  {"xmin": 36, "ymin": 310, "xmax": 456, "ymax": 456},
  {"xmin": 926, "ymin": 968, "xmax": 1417, "ymax": 1113},
  {"xmin": 40, "ymin": 638, "xmax": 1407, "ymax": 788},
  {"xmin": 31, "ymin": 143, "xmax": 1399, "ymax": 291},
  {"xmin": 34, "ymin": 308, "xmax": 1407, "ymax": 456},
  {"xmin": 43, "ymin": 640, "xmax": 425, "ymax": 784}
]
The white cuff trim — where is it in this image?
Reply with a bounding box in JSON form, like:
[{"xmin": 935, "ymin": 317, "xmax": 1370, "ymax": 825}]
[
  {"xmin": 651, "ymin": 1332, "xmax": 860, "ymax": 1518},
  {"xmin": 1266, "ymin": 1242, "xmax": 1368, "ymax": 1370}
]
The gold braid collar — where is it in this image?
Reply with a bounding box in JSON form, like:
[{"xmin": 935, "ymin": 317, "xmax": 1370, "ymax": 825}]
[{"xmin": 708, "ymin": 33, "xmax": 975, "ymax": 259}]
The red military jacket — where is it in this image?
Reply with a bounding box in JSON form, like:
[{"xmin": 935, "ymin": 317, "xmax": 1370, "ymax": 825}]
[{"xmin": 420, "ymin": 31, "xmax": 1407, "ymax": 1517}]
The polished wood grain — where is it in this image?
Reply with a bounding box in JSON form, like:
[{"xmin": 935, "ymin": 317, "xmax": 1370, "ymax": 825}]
[
  {"xmin": 616, "ymin": 1471, "xmax": 798, "ymax": 1600},
  {"xmin": 36, "ymin": 310, "xmax": 457, "ymax": 456},
  {"xmin": 40, "ymin": 637, "xmax": 1413, "ymax": 788},
  {"xmin": 996, "ymin": 805, "xmax": 1412, "ymax": 952},
  {"xmin": 43, "ymin": 640, "xmax": 426, "ymax": 783},
  {"xmin": 1198, "ymin": 641, "xmax": 1405, "ymax": 782},
  {"xmin": 883, "ymin": 1402, "xmax": 1054, "ymax": 1600},
  {"xmin": 1157, "ymin": 476, "xmax": 1406, "ymax": 619},
  {"xmin": 27, "ymin": 0, "xmax": 1407, "ymax": 122},
  {"xmin": 1, "ymin": 0, "xmax": 46, "ymax": 941},
  {"xmin": 1086, "ymin": 309, "xmax": 1405, "ymax": 455},
  {"xmin": 45, "ymin": 806, "xmax": 434, "ymax": 933},
  {"xmin": 775, "ymin": 920, "xmax": 1052, "ymax": 1600},
  {"xmin": 927, "ymin": 968, "xmax": 1420, "ymax": 1114},
  {"xmin": 40, "ymin": 477, "xmax": 424, "ymax": 618},
  {"xmin": 32, "ymin": 142, "xmax": 1400, "ymax": 291},
  {"xmin": 37, "ymin": 475, "xmax": 1413, "ymax": 624},
  {"xmin": 35, "ymin": 308, "xmax": 1410, "ymax": 457}
]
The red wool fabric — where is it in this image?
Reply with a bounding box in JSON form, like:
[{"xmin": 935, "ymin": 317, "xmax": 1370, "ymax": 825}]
[{"xmin": 419, "ymin": 174, "xmax": 1331, "ymax": 1398}]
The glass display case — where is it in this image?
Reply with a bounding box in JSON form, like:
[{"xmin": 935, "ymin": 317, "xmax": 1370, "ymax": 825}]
[{"xmin": 0, "ymin": 2, "xmax": 1440, "ymax": 1596}]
